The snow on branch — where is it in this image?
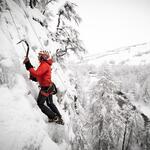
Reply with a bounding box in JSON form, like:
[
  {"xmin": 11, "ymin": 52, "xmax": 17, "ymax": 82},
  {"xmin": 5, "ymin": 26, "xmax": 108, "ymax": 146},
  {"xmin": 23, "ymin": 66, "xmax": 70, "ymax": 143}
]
[
  {"xmin": 56, "ymin": 1, "xmax": 82, "ymax": 28},
  {"xmin": 32, "ymin": 17, "xmax": 48, "ymax": 28}
]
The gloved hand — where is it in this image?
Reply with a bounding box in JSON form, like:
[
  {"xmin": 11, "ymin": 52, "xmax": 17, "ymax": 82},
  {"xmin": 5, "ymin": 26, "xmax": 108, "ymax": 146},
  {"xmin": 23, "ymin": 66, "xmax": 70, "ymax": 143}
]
[
  {"xmin": 23, "ymin": 57, "xmax": 29, "ymax": 64},
  {"xmin": 23, "ymin": 57, "xmax": 33, "ymax": 70},
  {"xmin": 30, "ymin": 74, "xmax": 37, "ymax": 82}
]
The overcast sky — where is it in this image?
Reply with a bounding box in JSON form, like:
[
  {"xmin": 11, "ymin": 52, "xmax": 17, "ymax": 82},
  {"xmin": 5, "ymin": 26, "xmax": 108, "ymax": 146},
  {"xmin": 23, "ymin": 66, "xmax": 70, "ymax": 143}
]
[{"xmin": 73, "ymin": 0, "xmax": 150, "ymax": 54}]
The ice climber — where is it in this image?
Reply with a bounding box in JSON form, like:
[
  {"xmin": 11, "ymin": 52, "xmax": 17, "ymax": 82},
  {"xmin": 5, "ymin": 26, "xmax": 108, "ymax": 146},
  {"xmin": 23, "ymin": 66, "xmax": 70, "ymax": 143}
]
[{"xmin": 23, "ymin": 51, "xmax": 64, "ymax": 125}]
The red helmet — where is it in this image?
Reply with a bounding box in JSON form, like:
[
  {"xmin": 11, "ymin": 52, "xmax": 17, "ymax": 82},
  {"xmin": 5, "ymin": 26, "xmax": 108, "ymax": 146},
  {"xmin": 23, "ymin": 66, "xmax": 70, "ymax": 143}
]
[{"xmin": 38, "ymin": 50, "xmax": 50, "ymax": 61}]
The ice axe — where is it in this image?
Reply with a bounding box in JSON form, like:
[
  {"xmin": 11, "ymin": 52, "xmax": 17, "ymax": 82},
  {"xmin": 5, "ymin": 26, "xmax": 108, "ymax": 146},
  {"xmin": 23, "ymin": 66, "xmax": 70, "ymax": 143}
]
[{"xmin": 17, "ymin": 40, "xmax": 30, "ymax": 58}]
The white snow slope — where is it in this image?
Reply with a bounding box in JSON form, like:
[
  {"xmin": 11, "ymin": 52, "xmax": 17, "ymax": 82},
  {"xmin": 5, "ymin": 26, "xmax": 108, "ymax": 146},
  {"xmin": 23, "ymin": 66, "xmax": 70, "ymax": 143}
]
[{"xmin": 83, "ymin": 42, "xmax": 150, "ymax": 65}]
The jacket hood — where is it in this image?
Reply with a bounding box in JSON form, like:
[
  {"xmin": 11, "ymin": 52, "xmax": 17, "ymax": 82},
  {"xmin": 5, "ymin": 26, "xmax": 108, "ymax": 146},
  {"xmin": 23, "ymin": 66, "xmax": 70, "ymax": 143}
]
[{"xmin": 46, "ymin": 58, "xmax": 53, "ymax": 65}]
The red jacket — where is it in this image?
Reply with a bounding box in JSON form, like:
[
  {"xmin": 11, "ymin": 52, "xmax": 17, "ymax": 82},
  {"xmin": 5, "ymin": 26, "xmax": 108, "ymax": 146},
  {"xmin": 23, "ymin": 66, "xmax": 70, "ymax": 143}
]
[{"xmin": 29, "ymin": 59, "xmax": 53, "ymax": 87}]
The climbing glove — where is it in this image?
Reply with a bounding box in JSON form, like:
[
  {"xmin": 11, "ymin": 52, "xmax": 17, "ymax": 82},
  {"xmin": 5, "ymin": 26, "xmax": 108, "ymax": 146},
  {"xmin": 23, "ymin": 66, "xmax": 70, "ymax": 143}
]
[{"xmin": 23, "ymin": 57, "xmax": 33, "ymax": 70}]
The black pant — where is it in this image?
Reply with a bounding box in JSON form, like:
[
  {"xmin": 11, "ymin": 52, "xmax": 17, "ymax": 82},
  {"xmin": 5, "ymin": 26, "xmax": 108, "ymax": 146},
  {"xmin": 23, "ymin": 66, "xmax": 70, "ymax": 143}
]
[
  {"xmin": 46, "ymin": 95, "xmax": 61, "ymax": 118},
  {"xmin": 37, "ymin": 92, "xmax": 61, "ymax": 119}
]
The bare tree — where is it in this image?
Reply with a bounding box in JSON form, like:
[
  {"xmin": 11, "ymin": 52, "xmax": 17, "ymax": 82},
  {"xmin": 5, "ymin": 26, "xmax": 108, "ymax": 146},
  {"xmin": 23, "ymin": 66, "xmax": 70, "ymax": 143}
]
[{"xmin": 29, "ymin": 0, "xmax": 37, "ymax": 8}]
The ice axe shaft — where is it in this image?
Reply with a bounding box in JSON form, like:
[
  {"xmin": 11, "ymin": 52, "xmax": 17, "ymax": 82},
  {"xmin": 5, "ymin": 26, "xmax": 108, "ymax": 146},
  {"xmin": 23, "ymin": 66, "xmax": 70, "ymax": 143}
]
[{"xmin": 17, "ymin": 40, "xmax": 30, "ymax": 57}]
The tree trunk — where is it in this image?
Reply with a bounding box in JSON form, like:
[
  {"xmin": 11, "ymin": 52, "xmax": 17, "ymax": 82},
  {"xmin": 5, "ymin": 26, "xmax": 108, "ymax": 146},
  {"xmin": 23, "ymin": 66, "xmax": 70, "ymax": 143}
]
[
  {"xmin": 126, "ymin": 126, "xmax": 133, "ymax": 150},
  {"xmin": 122, "ymin": 121, "xmax": 128, "ymax": 150},
  {"xmin": 29, "ymin": 0, "xmax": 36, "ymax": 8}
]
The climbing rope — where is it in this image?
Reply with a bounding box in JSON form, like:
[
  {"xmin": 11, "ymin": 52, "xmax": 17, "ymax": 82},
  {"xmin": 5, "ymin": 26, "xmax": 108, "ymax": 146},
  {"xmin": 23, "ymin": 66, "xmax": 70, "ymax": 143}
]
[
  {"xmin": 18, "ymin": 2, "xmax": 44, "ymax": 49},
  {"xmin": 4, "ymin": 0, "xmax": 26, "ymax": 52},
  {"xmin": 5, "ymin": 0, "xmax": 44, "ymax": 50}
]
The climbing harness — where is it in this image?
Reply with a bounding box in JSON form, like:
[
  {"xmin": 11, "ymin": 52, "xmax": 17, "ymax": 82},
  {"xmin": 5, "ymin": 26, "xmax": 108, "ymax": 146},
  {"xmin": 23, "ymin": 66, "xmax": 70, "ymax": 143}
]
[{"xmin": 40, "ymin": 83, "xmax": 57, "ymax": 97}]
